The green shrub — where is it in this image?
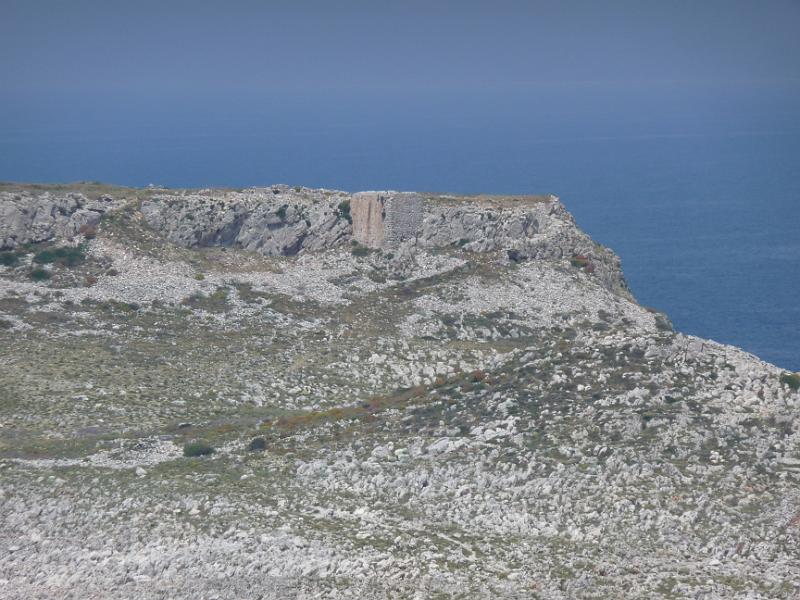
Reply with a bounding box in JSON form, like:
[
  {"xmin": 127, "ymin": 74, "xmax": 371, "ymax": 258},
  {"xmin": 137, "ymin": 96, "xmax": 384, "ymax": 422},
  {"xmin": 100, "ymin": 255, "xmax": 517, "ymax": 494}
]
[
  {"xmin": 337, "ymin": 200, "xmax": 352, "ymax": 224},
  {"xmin": 367, "ymin": 270, "xmax": 387, "ymax": 283},
  {"xmin": 276, "ymin": 204, "xmax": 288, "ymax": 219},
  {"xmin": 194, "ymin": 273, "xmax": 205, "ymax": 281},
  {"xmin": 351, "ymin": 245, "xmax": 370, "ymax": 257},
  {"xmin": 0, "ymin": 251, "xmax": 19, "ymax": 267},
  {"xmin": 507, "ymin": 249, "xmax": 522, "ymax": 263},
  {"xmin": 181, "ymin": 287, "xmax": 229, "ymax": 311},
  {"xmin": 247, "ymin": 437, "xmax": 267, "ymax": 452},
  {"xmin": 29, "ymin": 268, "xmax": 51, "ymax": 281},
  {"xmin": 654, "ymin": 314, "xmax": 673, "ymax": 332},
  {"xmin": 34, "ymin": 245, "xmax": 85, "ymax": 267},
  {"xmin": 781, "ymin": 373, "xmax": 800, "ymax": 391},
  {"xmin": 98, "ymin": 300, "xmax": 139, "ymax": 312},
  {"xmin": 642, "ymin": 306, "xmax": 674, "ymax": 332},
  {"xmin": 183, "ymin": 442, "xmax": 214, "ymax": 457},
  {"xmin": 0, "ymin": 318, "xmax": 12, "ymax": 329}
]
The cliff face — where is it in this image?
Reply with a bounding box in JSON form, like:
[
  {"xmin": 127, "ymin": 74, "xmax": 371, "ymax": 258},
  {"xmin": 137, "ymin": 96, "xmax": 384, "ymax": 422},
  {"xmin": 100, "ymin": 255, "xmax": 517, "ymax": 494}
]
[
  {"xmin": 0, "ymin": 191, "xmax": 121, "ymax": 248},
  {"xmin": 0, "ymin": 185, "xmax": 631, "ymax": 297},
  {"xmin": 138, "ymin": 186, "xmax": 352, "ymax": 256},
  {"xmin": 1, "ymin": 183, "xmax": 798, "ymax": 598}
]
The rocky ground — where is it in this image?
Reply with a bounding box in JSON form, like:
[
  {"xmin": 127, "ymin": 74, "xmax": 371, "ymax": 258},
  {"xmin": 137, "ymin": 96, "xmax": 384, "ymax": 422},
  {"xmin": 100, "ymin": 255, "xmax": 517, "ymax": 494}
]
[{"xmin": 1, "ymin": 183, "xmax": 799, "ymax": 599}]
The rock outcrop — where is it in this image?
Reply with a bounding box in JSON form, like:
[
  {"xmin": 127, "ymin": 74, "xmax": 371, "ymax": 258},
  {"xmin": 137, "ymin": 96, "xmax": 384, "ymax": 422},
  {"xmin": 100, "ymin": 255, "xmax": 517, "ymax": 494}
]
[
  {"xmin": 417, "ymin": 195, "xmax": 629, "ymax": 296},
  {"xmin": 138, "ymin": 188, "xmax": 631, "ymax": 296},
  {"xmin": 0, "ymin": 185, "xmax": 630, "ymax": 296},
  {"xmin": 139, "ymin": 186, "xmax": 352, "ymax": 256},
  {"xmin": 0, "ymin": 191, "xmax": 118, "ymax": 249}
]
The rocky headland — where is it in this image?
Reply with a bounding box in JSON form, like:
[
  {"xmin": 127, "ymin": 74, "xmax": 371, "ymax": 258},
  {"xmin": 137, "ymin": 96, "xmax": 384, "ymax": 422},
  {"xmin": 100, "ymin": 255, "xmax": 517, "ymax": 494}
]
[{"xmin": 0, "ymin": 182, "xmax": 798, "ymax": 599}]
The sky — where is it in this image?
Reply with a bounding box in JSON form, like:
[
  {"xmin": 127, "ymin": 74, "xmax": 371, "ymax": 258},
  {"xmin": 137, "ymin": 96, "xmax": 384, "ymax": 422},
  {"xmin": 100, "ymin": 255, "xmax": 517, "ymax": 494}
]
[{"xmin": 2, "ymin": 0, "xmax": 800, "ymax": 94}]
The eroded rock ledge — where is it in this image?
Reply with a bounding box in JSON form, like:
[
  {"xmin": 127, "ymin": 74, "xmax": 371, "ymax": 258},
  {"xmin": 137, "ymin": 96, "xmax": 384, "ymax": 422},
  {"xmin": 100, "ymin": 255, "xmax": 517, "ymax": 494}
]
[{"xmin": 0, "ymin": 184, "xmax": 630, "ymax": 296}]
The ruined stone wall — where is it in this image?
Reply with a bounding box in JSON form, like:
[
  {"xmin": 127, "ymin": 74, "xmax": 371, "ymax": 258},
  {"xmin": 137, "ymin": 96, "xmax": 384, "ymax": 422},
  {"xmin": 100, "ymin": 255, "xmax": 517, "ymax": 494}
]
[
  {"xmin": 350, "ymin": 193, "xmax": 385, "ymax": 248},
  {"xmin": 351, "ymin": 192, "xmax": 423, "ymax": 248},
  {"xmin": 383, "ymin": 193, "xmax": 423, "ymax": 247}
]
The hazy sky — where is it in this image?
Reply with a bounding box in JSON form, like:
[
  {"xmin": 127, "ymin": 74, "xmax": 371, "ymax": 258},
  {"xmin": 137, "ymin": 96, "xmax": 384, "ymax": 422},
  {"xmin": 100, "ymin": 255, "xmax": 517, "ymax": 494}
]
[{"xmin": 3, "ymin": 0, "xmax": 799, "ymax": 95}]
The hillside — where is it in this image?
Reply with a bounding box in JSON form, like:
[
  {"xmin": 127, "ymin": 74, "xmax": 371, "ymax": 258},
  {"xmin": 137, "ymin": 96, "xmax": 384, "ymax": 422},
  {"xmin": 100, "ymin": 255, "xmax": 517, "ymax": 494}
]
[{"xmin": 1, "ymin": 183, "xmax": 799, "ymax": 599}]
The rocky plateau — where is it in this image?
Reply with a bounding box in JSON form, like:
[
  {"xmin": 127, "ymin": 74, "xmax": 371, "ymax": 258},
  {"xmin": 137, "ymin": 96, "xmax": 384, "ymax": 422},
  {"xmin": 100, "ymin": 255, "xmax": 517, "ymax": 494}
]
[{"xmin": 0, "ymin": 182, "xmax": 798, "ymax": 599}]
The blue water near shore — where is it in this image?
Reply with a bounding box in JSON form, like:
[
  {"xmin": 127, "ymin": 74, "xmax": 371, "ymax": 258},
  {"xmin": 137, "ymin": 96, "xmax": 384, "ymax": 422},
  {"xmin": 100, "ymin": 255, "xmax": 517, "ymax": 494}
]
[{"xmin": 1, "ymin": 96, "xmax": 798, "ymax": 369}]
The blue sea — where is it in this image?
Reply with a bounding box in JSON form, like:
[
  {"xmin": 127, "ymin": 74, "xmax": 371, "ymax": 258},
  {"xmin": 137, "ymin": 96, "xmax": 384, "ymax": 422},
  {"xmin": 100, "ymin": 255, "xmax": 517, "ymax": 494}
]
[{"xmin": 1, "ymin": 93, "xmax": 798, "ymax": 369}]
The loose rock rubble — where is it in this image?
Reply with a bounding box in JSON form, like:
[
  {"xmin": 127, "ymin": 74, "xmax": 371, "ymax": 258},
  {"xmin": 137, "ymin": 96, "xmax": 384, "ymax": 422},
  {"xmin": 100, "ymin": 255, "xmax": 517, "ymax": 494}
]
[{"xmin": 0, "ymin": 182, "xmax": 798, "ymax": 599}]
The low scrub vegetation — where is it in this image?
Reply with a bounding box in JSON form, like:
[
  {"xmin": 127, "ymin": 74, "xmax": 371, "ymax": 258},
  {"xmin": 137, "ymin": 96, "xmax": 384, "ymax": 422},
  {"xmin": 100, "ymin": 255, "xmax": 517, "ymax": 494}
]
[
  {"xmin": 247, "ymin": 437, "xmax": 267, "ymax": 452},
  {"xmin": 644, "ymin": 306, "xmax": 674, "ymax": 332},
  {"xmin": 472, "ymin": 369, "xmax": 488, "ymax": 383},
  {"xmin": 570, "ymin": 254, "xmax": 590, "ymax": 268},
  {"xmin": 33, "ymin": 245, "xmax": 86, "ymax": 267},
  {"xmin": 570, "ymin": 254, "xmax": 596, "ymax": 273},
  {"xmin": 0, "ymin": 251, "xmax": 20, "ymax": 267},
  {"xmin": 97, "ymin": 300, "xmax": 140, "ymax": 312},
  {"xmin": 781, "ymin": 372, "xmax": 800, "ymax": 391},
  {"xmin": 337, "ymin": 199, "xmax": 352, "ymax": 224},
  {"xmin": 78, "ymin": 223, "xmax": 97, "ymax": 239},
  {"xmin": 29, "ymin": 268, "xmax": 51, "ymax": 281},
  {"xmin": 181, "ymin": 287, "xmax": 229, "ymax": 311},
  {"xmin": 183, "ymin": 442, "xmax": 214, "ymax": 457}
]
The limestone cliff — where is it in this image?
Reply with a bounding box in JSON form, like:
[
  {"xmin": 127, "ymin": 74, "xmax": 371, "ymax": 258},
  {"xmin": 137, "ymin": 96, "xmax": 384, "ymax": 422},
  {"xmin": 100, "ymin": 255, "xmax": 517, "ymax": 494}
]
[
  {"xmin": 0, "ymin": 184, "xmax": 631, "ymax": 296},
  {"xmin": 0, "ymin": 190, "xmax": 121, "ymax": 248}
]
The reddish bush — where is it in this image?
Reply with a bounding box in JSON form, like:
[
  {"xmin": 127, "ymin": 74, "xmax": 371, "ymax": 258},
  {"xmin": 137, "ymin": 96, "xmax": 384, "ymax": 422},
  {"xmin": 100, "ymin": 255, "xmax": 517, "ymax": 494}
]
[
  {"xmin": 570, "ymin": 254, "xmax": 590, "ymax": 268},
  {"xmin": 472, "ymin": 369, "xmax": 488, "ymax": 383},
  {"xmin": 78, "ymin": 223, "xmax": 97, "ymax": 239}
]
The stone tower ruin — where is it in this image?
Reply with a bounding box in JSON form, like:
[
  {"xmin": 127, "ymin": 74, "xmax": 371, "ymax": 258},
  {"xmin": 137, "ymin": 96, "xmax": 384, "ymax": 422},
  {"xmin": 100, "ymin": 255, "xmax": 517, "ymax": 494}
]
[{"xmin": 350, "ymin": 192, "xmax": 423, "ymax": 249}]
